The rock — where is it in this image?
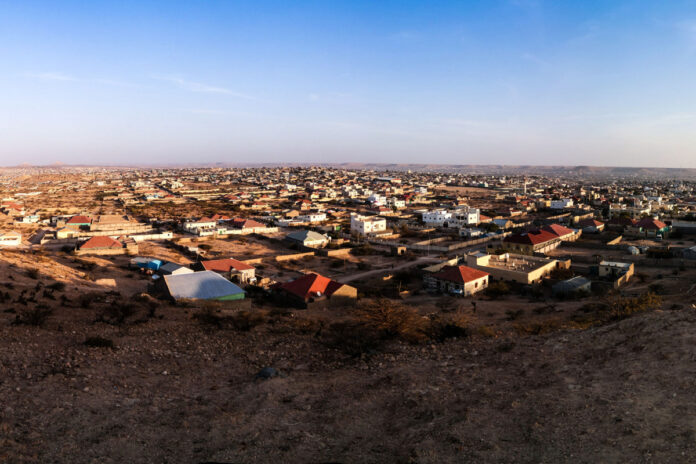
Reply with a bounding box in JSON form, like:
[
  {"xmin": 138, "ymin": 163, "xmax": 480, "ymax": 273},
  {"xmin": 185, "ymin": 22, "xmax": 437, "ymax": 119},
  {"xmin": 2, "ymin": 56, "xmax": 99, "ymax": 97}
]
[{"xmin": 255, "ymin": 367, "xmax": 281, "ymax": 380}]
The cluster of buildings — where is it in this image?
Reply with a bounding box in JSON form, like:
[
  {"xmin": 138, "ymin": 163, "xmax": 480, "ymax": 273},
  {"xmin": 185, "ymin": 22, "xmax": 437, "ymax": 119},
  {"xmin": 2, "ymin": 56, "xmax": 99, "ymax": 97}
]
[{"xmin": 1, "ymin": 165, "xmax": 696, "ymax": 308}]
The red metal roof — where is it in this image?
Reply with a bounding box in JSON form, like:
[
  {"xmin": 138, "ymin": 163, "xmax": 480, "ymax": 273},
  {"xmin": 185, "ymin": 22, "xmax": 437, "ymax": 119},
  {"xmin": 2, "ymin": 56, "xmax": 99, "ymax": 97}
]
[
  {"xmin": 67, "ymin": 215, "xmax": 91, "ymax": 224},
  {"xmin": 636, "ymin": 217, "xmax": 667, "ymax": 230},
  {"xmin": 607, "ymin": 217, "xmax": 637, "ymax": 226},
  {"xmin": 80, "ymin": 236, "xmax": 122, "ymax": 249},
  {"xmin": 432, "ymin": 265, "xmax": 489, "ymax": 284},
  {"xmin": 542, "ymin": 223, "xmax": 575, "ymax": 237},
  {"xmin": 504, "ymin": 229, "xmax": 559, "ymax": 246},
  {"xmin": 231, "ymin": 218, "xmax": 265, "ymax": 229},
  {"xmin": 201, "ymin": 258, "xmax": 254, "ymax": 272},
  {"xmin": 577, "ymin": 219, "xmax": 604, "ymax": 227},
  {"xmin": 280, "ymin": 272, "xmax": 345, "ymax": 300}
]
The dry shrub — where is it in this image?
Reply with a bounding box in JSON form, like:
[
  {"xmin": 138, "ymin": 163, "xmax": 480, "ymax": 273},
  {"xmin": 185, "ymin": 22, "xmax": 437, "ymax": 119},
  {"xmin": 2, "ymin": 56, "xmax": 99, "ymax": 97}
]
[
  {"xmin": 193, "ymin": 307, "xmax": 225, "ymax": 328},
  {"xmin": 99, "ymin": 302, "xmax": 137, "ymax": 325},
  {"xmin": 572, "ymin": 292, "xmax": 662, "ymax": 326},
  {"xmin": 608, "ymin": 292, "xmax": 662, "ymax": 321},
  {"xmin": 78, "ymin": 293, "xmax": 94, "ymax": 308},
  {"xmin": 513, "ymin": 319, "xmax": 565, "ymax": 335},
  {"xmin": 84, "ymin": 336, "xmax": 115, "ymax": 348},
  {"xmin": 476, "ymin": 325, "xmax": 496, "ymax": 337},
  {"xmin": 26, "ymin": 268, "xmax": 39, "ymax": 279},
  {"xmin": 133, "ymin": 293, "xmax": 160, "ymax": 317},
  {"xmin": 14, "ymin": 307, "xmax": 53, "ymax": 327},
  {"xmin": 428, "ymin": 313, "xmax": 469, "ymax": 341},
  {"xmin": 284, "ymin": 316, "xmax": 323, "ymax": 334},
  {"xmin": 193, "ymin": 306, "xmax": 268, "ymax": 331},
  {"xmin": 319, "ymin": 300, "xmax": 433, "ymax": 356},
  {"xmin": 229, "ymin": 310, "xmax": 267, "ymax": 331},
  {"xmin": 47, "ymin": 281, "xmax": 66, "ymax": 292},
  {"xmin": 355, "ymin": 299, "xmax": 429, "ymax": 343},
  {"xmin": 321, "ymin": 320, "xmax": 384, "ymax": 357},
  {"xmin": 485, "ymin": 281, "xmax": 511, "ymax": 299}
]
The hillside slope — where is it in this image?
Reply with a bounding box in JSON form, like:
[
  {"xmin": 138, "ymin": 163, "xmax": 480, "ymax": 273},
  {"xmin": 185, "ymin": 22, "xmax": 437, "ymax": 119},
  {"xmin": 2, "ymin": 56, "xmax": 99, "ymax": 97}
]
[{"xmin": 1, "ymin": 307, "xmax": 695, "ymax": 463}]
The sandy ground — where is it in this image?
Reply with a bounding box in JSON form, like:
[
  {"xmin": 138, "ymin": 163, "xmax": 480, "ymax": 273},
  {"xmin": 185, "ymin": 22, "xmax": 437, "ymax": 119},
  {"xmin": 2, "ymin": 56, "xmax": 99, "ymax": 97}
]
[
  {"xmin": 2, "ymin": 242, "xmax": 696, "ymax": 463},
  {"xmin": 2, "ymin": 303, "xmax": 695, "ymax": 463}
]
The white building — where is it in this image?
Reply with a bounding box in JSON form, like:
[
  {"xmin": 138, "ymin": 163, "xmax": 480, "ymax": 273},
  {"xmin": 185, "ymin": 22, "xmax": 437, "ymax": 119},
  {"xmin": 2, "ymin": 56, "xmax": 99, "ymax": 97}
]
[
  {"xmin": 183, "ymin": 217, "xmax": 217, "ymax": 234},
  {"xmin": 609, "ymin": 203, "xmax": 651, "ymax": 218},
  {"xmin": 460, "ymin": 227, "xmax": 484, "ymax": 238},
  {"xmin": 351, "ymin": 213, "xmax": 387, "ymax": 236},
  {"xmin": 367, "ymin": 194, "xmax": 387, "ymax": 207},
  {"xmin": 422, "ymin": 207, "xmax": 480, "ymax": 227},
  {"xmin": 388, "ymin": 198, "xmax": 406, "ymax": 209},
  {"xmin": 550, "ymin": 198, "xmax": 574, "ymax": 210},
  {"xmin": 296, "ymin": 212, "xmax": 327, "ymax": 223},
  {"xmin": 0, "ymin": 231, "xmax": 22, "ymax": 247},
  {"xmin": 453, "ymin": 207, "xmax": 480, "ymax": 226},
  {"xmin": 422, "ymin": 209, "xmax": 453, "ymax": 226}
]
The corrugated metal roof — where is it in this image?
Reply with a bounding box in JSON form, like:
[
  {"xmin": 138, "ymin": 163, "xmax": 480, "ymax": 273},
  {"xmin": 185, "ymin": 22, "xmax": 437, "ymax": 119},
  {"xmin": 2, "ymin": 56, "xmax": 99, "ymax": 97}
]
[
  {"xmin": 286, "ymin": 230, "xmax": 327, "ymax": 242},
  {"xmin": 159, "ymin": 262, "xmax": 194, "ymax": 274},
  {"xmin": 164, "ymin": 271, "xmax": 245, "ymax": 300}
]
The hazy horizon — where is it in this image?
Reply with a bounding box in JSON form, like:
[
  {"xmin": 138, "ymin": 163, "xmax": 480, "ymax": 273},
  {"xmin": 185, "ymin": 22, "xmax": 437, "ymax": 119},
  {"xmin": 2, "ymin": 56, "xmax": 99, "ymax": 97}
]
[{"xmin": 3, "ymin": 0, "xmax": 696, "ymax": 168}]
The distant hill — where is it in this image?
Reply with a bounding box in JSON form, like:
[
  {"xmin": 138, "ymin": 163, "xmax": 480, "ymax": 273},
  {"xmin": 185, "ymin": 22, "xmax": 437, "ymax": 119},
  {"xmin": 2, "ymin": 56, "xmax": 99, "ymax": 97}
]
[{"xmin": 2, "ymin": 162, "xmax": 694, "ymax": 179}]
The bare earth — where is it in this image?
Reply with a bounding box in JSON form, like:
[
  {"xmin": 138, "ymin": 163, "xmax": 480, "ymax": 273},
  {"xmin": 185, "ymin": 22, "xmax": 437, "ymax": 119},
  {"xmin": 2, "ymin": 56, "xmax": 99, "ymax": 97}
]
[{"xmin": 2, "ymin": 302, "xmax": 695, "ymax": 463}]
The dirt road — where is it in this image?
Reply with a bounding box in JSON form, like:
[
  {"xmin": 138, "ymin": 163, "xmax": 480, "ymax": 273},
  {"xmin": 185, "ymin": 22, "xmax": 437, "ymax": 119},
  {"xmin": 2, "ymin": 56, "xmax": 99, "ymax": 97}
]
[{"xmin": 338, "ymin": 256, "xmax": 441, "ymax": 283}]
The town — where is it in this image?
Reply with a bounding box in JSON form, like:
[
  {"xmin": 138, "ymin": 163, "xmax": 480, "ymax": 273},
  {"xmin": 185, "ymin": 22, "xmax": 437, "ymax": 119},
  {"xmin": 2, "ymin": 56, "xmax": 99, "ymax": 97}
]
[
  {"xmin": 2, "ymin": 164, "xmax": 696, "ymax": 462},
  {"xmin": 1, "ymin": 165, "xmax": 694, "ymax": 326}
]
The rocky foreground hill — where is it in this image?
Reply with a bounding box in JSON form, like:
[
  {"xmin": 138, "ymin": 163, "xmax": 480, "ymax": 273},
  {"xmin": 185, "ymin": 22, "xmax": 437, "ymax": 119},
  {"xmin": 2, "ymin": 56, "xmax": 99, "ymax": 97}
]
[{"xmin": 1, "ymin": 304, "xmax": 695, "ymax": 463}]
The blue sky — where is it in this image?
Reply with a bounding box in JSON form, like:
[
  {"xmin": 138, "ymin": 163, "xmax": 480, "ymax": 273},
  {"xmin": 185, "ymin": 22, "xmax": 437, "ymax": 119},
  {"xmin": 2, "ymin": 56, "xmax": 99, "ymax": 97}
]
[{"xmin": 1, "ymin": 0, "xmax": 696, "ymax": 167}]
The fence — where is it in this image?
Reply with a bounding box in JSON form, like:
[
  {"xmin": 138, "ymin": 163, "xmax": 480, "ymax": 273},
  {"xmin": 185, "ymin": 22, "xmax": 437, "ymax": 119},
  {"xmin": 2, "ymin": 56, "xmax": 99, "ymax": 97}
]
[
  {"xmin": 366, "ymin": 232, "xmax": 511, "ymax": 253},
  {"xmin": 275, "ymin": 251, "xmax": 315, "ymax": 262}
]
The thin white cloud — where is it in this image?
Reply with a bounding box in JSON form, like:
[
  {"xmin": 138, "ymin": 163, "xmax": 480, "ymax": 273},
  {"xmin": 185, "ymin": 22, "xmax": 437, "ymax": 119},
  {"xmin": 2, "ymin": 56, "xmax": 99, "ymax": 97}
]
[
  {"xmin": 154, "ymin": 75, "xmax": 254, "ymax": 99},
  {"xmin": 92, "ymin": 78, "xmax": 138, "ymax": 88},
  {"xmin": 24, "ymin": 72, "xmax": 78, "ymax": 82},
  {"xmin": 24, "ymin": 73, "xmax": 136, "ymax": 88}
]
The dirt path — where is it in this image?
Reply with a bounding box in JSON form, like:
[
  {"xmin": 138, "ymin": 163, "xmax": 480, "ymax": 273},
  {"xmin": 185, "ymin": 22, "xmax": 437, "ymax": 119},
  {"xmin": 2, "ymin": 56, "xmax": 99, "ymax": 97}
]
[{"xmin": 338, "ymin": 256, "xmax": 440, "ymax": 283}]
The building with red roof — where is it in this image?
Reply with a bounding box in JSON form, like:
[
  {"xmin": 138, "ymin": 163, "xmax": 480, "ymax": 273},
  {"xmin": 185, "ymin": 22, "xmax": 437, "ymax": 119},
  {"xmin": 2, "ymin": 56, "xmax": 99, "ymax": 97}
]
[
  {"xmin": 541, "ymin": 223, "xmax": 579, "ymax": 241},
  {"xmin": 1, "ymin": 202, "xmax": 25, "ymax": 216},
  {"xmin": 627, "ymin": 217, "xmax": 670, "ymax": 238},
  {"xmin": 606, "ymin": 216, "xmax": 637, "ymax": 231},
  {"xmin": 276, "ymin": 272, "xmax": 357, "ymax": 307},
  {"xmin": 227, "ymin": 217, "xmax": 272, "ymax": 235},
  {"xmin": 79, "ymin": 236, "xmax": 123, "ymax": 250},
  {"xmin": 210, "ymin": 214, "xmax": 231, "ymax": 222},
  {"xmin": 577, "ymin": 218, "xmax": 605, "ymax": 233},
  {"xmin": 230, "ymin": 217, "xmax": 265, "ymax": 229},
  {"xmin": 65, "ymin": 215, "xmax": 92, "ymax": 229},
  {"xmin": 425, "ymin": 265, "xmax": 489, "ymax": 296},
  {"xmin": 503, "ymin": 229, "xmax": 561, "ymax": 254},
  {"xmin": 196, "ymin": 258, "xmax": 256, "ymax": 284},
  {"xmin": 503, "ymin": 223, "xmax": 580, "ymax": 254}
]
